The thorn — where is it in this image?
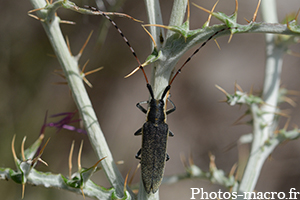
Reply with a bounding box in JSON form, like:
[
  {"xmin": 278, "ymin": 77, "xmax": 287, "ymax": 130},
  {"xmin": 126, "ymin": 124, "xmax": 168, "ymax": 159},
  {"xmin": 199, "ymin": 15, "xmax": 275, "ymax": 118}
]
[
  {"xmin": 84, "ymin": 66, "xmax": 104, "ymax": 76},
  {"xmin": 39, "ymin": 133, "xmax": 45, "ymax": 142},
  {"xmin": 187, "ymin": 0, "xmax": 190, "ymax": 22},
  {"xmin": 81, "ymin": 60, "xmax": 90, "ymax": 75},
  {"xmin": 142, "ymin": 25, "xmax": 157, "ymax": 49},
  {"xmin": 28, "ymin": 7, "xmax": 44, "ymax": 14},
  {"xmin": 218, "ymin": 99, "xmax": 229, "ymax": 103},
  {"xmin": 79, "ymin": 59, "xmax": 104, "ymax": 88},
  {"xmin": 214, "ymin": 39, "xmax": 221, "ymax": 50},
  {"xmin": 287, "ymin": 50, "xmax": 300, "ymax": 58},
  {"xmin": 208, "ymin": 152, "xmax": 216, "ymax": 169},
  {"xmin": 38, "ymin": 158, "xmax": 49, "ymax": 166},
  {"xmin": 143, "ymin": 23, "xmax": 172, "ymax": 31},
  {"xmin": 268, "ymin": 154, "xmax": 274, "ymax": 161},
  {"xmin": 215, "ymin": 84, "xmax": 229, "ymax": 96},
  {"xmin": 206, "ymin": 0, "xmax": 219, "ymax": 26},
  {"xmin": 129, "ymin": 163, "xmax": 140, "ymax": 186},
  {"xmin": 124, "ymin": 66, "xmax": 140, "ymax": 78},
  {"xmin": 53, "ymin": 69, "xmax": 63, "ymax": 72},
  {"xmin": 235, "ymin": 0, "xmax": 238, "ymax": 14},
  {"xmin": 180, "ymin": 153, "xmax": 188, "ymax": 169},
  {"xmin": 235, "ymin": 82, "xmax": 243, "ymax": 92},
  {"xmin": 283, "ymin": 117, "xmax": 291, "ymax": 130},
  {"xmin": 244, "ymin": 17, "xmax": 251, "ymax": 23},
  {"xmin": 81, "ymin": 187, "xmax": 86, "ymax": 199},
  {"xmin": 39, "ymin": 138, "xmax": 50, "ymax": 155},
  {"xmin": 274, "ymin": 129, "xmax": 280, "ymax": 135},
  {"xmin": 22, "ymin": 183, "xmax": 25, "ymax": 199},
  {"xmin": 66, "ymin": 36, "xmax": 72, "ymax": 55},
  {"xmin": 272, "ymin": 111, "xmax": 290, "ymax": 118},
  {"xmin": 252, "ymin": 0, "xmax": 261, "ymax": 22},
  {"xmin": 223, "ymin": 141, "xmax": 237, "ymax": 152},
  {"xmin": 283, "ymin": 96, "xmax": 297, "ymax": 107},
  {"xmin": 52, "ymin": 82, "xmax": 68, "ymax": 85},
  {"xmin": 295, "ymin": 8, "xmax": 300, "ymax": 21},
  {"xmin": 116, "ymin": 160, "xmax": 124, "ymax": 165},
  {"xmin": 28, "ymin": 13, "xmax": 44, "ymax": 21},
  {"xmin": 232, "ymin": 112, "xmax": 249, "ymax": 126},
  {"xmin": 52, "ymin": 70, "xmax": 67, "ymax": 85},
  {"xmin": 249, "ymin": 84, "xmax": 254, "ymax": 95},
  {"xmin": 234, "ymin": 166, "xmax": 239, "ymax": 181},
  {"xmin": 286, "ymin": 89, "xmax": 300, "ymax": 96},
  {"xmin": 228, "ymin": 33, "xmax": 233, "ymax": 43},
  {"xmin": 124, "ymin": 61, "xmax": 148, "ymax": 78},
  {"xmin": 60, "ymin": 20, "xmax": 76, "ymax": 25},
  {"xmin": 11, "ymin": 135, "xmax": 17, "ymax": 163},
  {"xmin": 69, "ymin": 141, "xmax": 75, "ymax": 179},
  {"xmin": 78, "ymin": 140, "xmax": 83, "ymax": 171},
  {"xmin": 234, "ymin": 81, "xmax": 237, "ymax": 94},
  {"xmin": 32, "ymin": 138, "xmax": 50, "ymax": 165},
  {"xmin": 192, "ymin": 3, "xmax": 212, "ymax": 15},
  {"xmin": 91, "ymin": 157, "xmax": 107, "ymax": 170},
  {"xmin": 124, "ymin": 171, "xmax": 129, "ymax": 192},
  {"xmin": 28, "ymin": 7, "xmax": 45, "ymax": 22},
  {"xmin": 21, "ymin": 137, "xmax": 27, "ymax": 161},
  {"xmin": 78, "ymin": 31, "xmax": 94, "ymax": 58},
  {"xmin": 52, "ymin": 70, "xmax": 66, "ymax": 79},
  {"xmin": 229, "ymin": 163, "xmax": 237, "ymax": 177}
]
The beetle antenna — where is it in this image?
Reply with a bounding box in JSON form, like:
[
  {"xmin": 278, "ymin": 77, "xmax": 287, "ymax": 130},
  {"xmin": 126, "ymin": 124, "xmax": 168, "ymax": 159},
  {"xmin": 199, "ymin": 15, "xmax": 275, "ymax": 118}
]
[
  {"xmin": 161, "ymin": 85, "xmax": 171, "ymax": 100},
  {"xmin": 169, "ymin": 27, "xmax": 232, "ymax": 86},
  {"xmin": 147, "ymin": 83, "xmax": 155, "ymax": 99}
]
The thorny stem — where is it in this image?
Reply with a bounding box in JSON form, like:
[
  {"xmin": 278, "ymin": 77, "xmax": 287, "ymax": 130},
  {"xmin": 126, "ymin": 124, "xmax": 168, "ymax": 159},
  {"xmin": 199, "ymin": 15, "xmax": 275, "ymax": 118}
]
[
  {"xmin": 237, "ymin": 0, "xmax": 286, "ymax": 197},
  {"xmin": 148, "ymin": 0, "xmax": 188, "ymax": 100},
  {"xmin": 144, "ymin": 0, "xmax": 164, "ymax": 50},
  {"xmin": 28, "ymin": 0, "xmax": 130, "ymax": 198}
]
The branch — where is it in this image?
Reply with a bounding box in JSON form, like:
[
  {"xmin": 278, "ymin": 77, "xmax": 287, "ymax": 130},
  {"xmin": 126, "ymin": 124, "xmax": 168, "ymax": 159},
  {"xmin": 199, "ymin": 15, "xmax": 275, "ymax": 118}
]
[
  {"xmin": 236, "ymin": 0, "xmax": 287, "ymax": 197},
  {"xmin": 27, "ymin": 0, "xmax": 131, "ymax": 198}
]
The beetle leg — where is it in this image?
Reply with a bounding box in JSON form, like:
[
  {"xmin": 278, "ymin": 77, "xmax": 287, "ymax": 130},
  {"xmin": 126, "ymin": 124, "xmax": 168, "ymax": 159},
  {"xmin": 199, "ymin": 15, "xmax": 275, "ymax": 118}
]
[
  {"xmin": 166, "ymin": 153, "xmax": 170, "ymax": 161},
  {"xmin": 134, "ymin": 128, "xmax": 142, "ymax": 136},
  {"xmin": 135, "ymin": 149, "xmax": 141, "ymax": 160},
  {"xmin": 136, "ymin": 101, "xmax": 148, "ymax": 114},
  {"xmin": 166, "ymin": 98, "xmax": 176, "ymax": 115},
  {"xmin": 169, "ymin": 130, "xmax": 174, "ymax": 137}
]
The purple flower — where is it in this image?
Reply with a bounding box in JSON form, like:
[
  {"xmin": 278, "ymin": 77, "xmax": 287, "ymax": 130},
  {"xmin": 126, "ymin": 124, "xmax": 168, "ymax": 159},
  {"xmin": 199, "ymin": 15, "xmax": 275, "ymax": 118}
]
[{"xmin": 40, "ymin": 111, "xmax": 87, "ymax": 135}]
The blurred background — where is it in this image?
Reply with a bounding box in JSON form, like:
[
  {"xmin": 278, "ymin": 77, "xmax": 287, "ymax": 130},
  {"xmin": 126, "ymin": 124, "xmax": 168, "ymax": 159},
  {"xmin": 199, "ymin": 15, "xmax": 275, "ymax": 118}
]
[{"xmin": 0, "ymin": 0, "xmax": 300, "ymax": 199}]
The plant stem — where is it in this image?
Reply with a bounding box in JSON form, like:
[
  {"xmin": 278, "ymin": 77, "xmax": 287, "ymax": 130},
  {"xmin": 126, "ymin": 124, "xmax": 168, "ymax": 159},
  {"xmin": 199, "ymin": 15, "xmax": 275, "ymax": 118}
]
[
  {"xmin": 151, "ymin": 0, "xmax": 187, "ymax": 99},
  {"xmin": 237, "ymin": 0, "xmax": 286, "ymax": 198},
  {"xmin": 28, "ymin": 0, "xmax": 130, "ymax": 198}
]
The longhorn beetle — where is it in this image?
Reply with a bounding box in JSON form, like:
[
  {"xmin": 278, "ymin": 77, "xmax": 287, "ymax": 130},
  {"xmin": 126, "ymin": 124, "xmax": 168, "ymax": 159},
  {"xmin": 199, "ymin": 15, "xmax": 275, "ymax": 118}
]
[
  {"xmin": 86, "ymin": 5, "xmax": 232, "ymax": 194},
  {"xmin": 132, "ymin": 28, "xmax": 233, "ymax": 193}
]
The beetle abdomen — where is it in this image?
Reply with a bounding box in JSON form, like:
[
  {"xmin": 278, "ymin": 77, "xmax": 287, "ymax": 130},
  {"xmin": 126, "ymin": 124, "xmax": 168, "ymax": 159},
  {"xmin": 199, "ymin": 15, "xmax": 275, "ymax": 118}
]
[{"xmin": 141, "ymin": 121, "xmax": 169, "ymax": 193}]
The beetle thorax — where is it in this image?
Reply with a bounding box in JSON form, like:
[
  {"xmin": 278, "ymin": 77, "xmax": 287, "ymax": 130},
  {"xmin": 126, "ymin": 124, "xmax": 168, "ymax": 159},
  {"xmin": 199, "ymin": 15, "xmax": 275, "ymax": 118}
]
[{"xmin": 146, "ymin": 99, "xmax": 166, "ymax": 124}]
